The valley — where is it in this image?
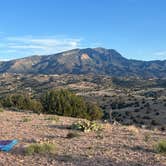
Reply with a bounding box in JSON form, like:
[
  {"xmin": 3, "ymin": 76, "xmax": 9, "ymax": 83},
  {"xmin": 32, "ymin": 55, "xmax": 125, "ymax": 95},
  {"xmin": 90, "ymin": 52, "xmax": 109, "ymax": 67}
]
[{"xmin": 0, "ymin": 73, "xmax": 165, "ymax": 130}]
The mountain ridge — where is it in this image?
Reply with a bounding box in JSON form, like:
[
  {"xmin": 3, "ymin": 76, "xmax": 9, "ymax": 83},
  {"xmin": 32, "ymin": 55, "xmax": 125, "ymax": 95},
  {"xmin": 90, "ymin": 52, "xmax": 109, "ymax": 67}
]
[{"xmin": 1, "ymin": 47, "xmax": 166, "ymax": 78}]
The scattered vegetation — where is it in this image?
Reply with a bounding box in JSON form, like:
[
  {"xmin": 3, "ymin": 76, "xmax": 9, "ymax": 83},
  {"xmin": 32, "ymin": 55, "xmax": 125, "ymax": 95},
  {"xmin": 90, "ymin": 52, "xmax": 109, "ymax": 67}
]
[
  {"xmin": 0, "ymin": 74, "xmax": 165, "ymax": 129},
  {"xmin": 0, "ymin": 73, "xmax": 165, "ymax": 165}
]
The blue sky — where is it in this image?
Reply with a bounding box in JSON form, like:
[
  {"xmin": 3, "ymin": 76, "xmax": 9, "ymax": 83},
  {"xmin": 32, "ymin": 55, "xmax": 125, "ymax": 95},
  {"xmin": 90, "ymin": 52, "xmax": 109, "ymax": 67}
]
[{"xmin": 0, "ymin": 0, "xmax": 166, "ymax": 61}]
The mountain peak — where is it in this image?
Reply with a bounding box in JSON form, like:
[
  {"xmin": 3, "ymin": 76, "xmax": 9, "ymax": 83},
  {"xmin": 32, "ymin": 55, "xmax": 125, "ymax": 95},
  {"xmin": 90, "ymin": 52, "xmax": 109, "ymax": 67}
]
[
  {"xmin": 94, "ymin": 47, "xmax": 107, "ymax": 51},
  {"xmin": 1, "ymin": 48, "xmax": 166, "ymax": 78}
]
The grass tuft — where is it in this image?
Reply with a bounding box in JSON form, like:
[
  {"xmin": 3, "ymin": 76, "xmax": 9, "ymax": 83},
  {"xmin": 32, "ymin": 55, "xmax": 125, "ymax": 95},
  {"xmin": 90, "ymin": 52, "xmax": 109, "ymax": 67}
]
[
  {"xmin": 44, "ymin": 115, "xmax": 59, "ymax": 122},
  {"xmin": 144, "ymin": 133, "xmax": 151, "ymax": 142},
  {"xmin": 24, "ymin": 143, "xmax": 56, "ymax": 155},
  {"xmin": 127, "ymin": 125, "xmax": 139, "ymax": 135},
  {"xmin": 155, "ymin": 140, "xmax": 166, "ymax": 154},
  {"xmin": 22, "ymin": 117, "xmax": 32, "ymax": 122}
]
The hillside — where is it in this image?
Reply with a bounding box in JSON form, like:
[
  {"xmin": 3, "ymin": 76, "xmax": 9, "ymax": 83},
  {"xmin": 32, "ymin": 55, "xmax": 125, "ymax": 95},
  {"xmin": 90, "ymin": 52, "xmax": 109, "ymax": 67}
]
[
  {"xmin": 0, "ymin": 73, "xmax": 165, "ymax": 129},
  {"xmin": 0, "ymin": 110, "xmax": 165, "ymax": 166},
  {"xmin": 1, "ymin": 48, "xmax": 166, "ymax": 78}
]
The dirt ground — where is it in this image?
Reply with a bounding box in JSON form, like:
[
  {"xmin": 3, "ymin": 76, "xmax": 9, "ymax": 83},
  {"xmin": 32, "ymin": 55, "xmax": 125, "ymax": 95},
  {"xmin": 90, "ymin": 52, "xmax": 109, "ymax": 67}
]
[{"xmin": 0, "ymin": 110, "xmax": 165, "ymax": 166}]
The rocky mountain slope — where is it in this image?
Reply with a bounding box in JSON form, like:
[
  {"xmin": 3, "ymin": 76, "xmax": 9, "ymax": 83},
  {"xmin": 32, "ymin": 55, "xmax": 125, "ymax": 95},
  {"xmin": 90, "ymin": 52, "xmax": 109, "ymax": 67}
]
[{"xmin": 1, "ymin": 48, "xmax": 166, "ymax": 78}]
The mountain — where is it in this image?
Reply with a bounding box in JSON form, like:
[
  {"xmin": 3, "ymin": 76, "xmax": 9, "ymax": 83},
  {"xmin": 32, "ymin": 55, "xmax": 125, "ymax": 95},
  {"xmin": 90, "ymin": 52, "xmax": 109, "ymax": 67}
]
[{"xmin": 1, "ymin": 47, "xmax": 166, "ymax": 78}]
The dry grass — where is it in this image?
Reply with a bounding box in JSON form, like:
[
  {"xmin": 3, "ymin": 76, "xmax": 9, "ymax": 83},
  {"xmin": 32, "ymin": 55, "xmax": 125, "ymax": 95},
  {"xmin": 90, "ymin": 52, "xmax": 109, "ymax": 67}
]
[
  {"xmin": 24, "ymin": 143, "xmax": 57, "ymax": 155},
  {"xmin": 126, "ymin": 125, "xmax": 140, "ymax": 135},
  {"xmin": 155, "ymin": 140, "xmax": 166, "ymax": 154}
]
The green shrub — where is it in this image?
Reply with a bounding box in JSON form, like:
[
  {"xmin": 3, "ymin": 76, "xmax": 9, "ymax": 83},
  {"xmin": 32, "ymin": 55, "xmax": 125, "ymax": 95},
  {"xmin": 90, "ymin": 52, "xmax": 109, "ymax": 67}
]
[
  {"xmin": 24, "ymin": 143, "xmax": 56, "ymax": 155},
  {"xmin": 71, "ymin": 120, "xmax": 103, "ymax": 132},
  {"xmin": 155, "ymin": 140, "xmax": 166, "ymax": 154},
  {"xmin": 86, "ymin": 102, "xmax": 103, "ymax": 121},
  {"xmin": 2, "ymin": 94, "xmax": 43, "ymax": 113},
  {"xmin": 28, "ymin": 100, "xmax": 43, "ymax": 114},
  {"xmin": 0, "ymin": 108, "xmax": 4, "ymax": 112},
  {"xmin": 41, "ymin": 89, "xmax": 103, "ymax": 120}
]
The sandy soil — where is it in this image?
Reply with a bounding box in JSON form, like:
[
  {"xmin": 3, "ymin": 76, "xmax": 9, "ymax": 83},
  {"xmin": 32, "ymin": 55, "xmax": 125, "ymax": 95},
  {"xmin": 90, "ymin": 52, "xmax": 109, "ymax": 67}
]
[{"xmin": 0, "ymin": 110, "xmax": 165, "ymax": 166}]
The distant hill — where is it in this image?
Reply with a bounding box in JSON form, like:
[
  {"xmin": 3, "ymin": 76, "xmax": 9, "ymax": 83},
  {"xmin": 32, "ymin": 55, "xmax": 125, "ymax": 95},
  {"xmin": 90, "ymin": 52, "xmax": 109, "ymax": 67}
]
[{"xmin": 1, "ymin": 47, "xmax": 166, "ymax": 78}]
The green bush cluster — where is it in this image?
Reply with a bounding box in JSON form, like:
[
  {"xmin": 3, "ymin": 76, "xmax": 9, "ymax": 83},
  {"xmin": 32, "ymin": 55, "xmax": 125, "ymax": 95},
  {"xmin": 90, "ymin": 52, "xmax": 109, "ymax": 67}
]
[
  {"xmin": 41, "ymin": 89, "xmax": 103, "ymax": 120},
  {"xmin": 71, "ymin": 120, "xmax": 103, "ymax": 132},
  {"xmin": 1, "ymin": 89, "xmax": 103, "ymax": 120},
  {"xmin": 1, "ymin": 94, "xmax": 43, "ymax": 113}
]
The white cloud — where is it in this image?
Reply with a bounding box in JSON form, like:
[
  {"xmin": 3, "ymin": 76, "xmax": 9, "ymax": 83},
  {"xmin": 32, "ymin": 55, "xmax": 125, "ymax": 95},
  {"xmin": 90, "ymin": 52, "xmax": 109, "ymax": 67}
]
[
  {"xmin": 0, "ymin": 35, "xmax": 82, "ymax": 58},
  {"xmin": 154, "ymin": 51, "xmax": 166, "ymax": 56},
  {"xmin": 0, "ymin": 58, "xmax": 11, "ymax": 61}
]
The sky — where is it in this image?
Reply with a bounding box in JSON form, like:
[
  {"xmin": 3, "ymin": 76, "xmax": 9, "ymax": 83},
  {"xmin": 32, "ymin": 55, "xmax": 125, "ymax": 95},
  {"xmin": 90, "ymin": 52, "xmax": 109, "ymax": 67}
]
[{"xmin": 0, "ymin": 0, "xmax": 166, "ymax": 61}]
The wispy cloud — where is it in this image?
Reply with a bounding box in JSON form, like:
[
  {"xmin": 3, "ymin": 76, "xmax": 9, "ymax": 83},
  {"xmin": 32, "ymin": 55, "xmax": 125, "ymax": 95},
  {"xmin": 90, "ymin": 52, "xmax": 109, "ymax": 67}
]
[
  {"xmin": 0, "ymin": 35, "xmax": 82, "ymax": 59},
  {"xmin": 0, "ymin": 58, "xmax": 11, "ymax": 61},
  {"xmin": 154, "ymin": 51, "xmax": 166, "ymax": 56}
]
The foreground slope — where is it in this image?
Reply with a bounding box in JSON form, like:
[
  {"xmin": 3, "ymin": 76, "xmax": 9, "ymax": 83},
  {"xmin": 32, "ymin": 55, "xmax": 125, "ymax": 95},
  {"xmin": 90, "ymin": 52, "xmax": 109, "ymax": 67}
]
[
  {"xmin": 0, "ymin": 110, "xmax": 165, "ymax": 166},
  {"xmin": 1, "ymin": 48, "xmax": 166, "ymax": 78}
]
